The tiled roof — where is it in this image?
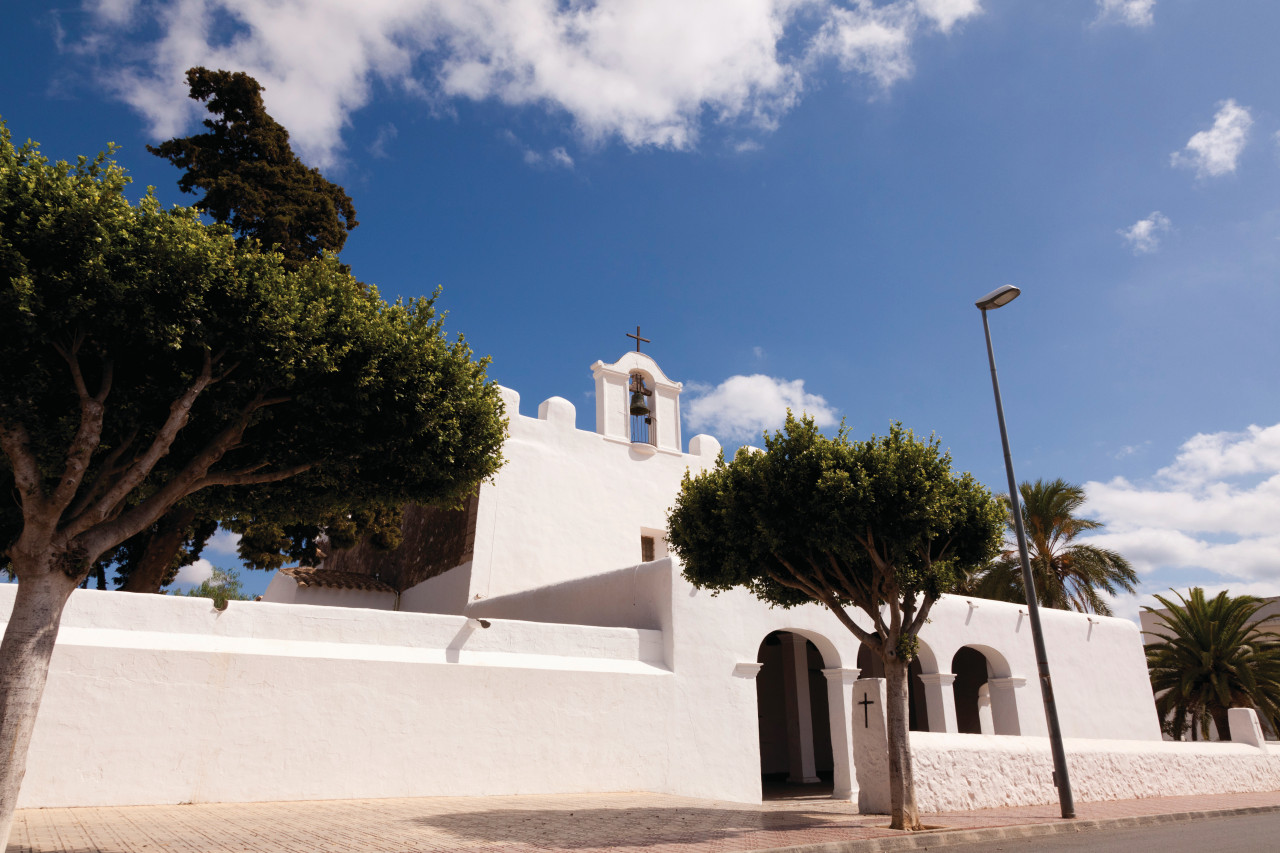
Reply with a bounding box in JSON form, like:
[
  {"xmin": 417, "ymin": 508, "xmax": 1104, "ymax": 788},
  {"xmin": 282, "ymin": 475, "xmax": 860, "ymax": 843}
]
[{"xmin": 279, "ymin": 566, "xmax": 396, "ymax": 594}]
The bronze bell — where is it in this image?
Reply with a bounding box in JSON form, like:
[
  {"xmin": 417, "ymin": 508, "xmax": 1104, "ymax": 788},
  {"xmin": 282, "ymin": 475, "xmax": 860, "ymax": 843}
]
[{"xmin": 629, "ymin": 389, "xmax": 651, "ymax": 417}]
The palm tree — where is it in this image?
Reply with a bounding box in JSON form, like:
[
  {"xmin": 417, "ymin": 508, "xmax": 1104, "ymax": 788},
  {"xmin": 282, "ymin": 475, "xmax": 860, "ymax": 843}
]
[
  {"xmin": 966, "ymin": 478, "xmax": 1136, "ymax": 615},
  {"xmin": 1144, "ymin": 588, "xmax": 1280, "ymax": 741}
]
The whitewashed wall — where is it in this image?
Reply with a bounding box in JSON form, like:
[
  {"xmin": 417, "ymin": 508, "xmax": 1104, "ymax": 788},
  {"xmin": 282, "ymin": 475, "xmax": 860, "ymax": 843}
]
[
  {"xmin": 911, "ymin": 732, "xmax": 1280, "ymax": 812},
  {"xmin": 2, "ymin": 586, "xmax": 673, "ymax": 809},
  {"xmin": 453, "ymin": 385, "xmax": 720, "ymax": 605}
]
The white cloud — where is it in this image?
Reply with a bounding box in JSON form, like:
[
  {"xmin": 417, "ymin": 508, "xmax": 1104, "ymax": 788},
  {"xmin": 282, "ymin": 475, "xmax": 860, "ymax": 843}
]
[
  {"xmin": 369, "ymin": 123, "xmax": 398, "ymax": 158},
  {"xmin": 174, "ymin": 558, "xmax": 214, "ymax": 586},
  {"xmin": 77, "ymin": 0, "xmax": 984, "ymax": 168},
  {"xmin": 684, "ymin": 373, "xmax": 838, "ymax": 442},
  {"xmin": 548, "ymin": 146, "xmax": 575, "ymax": 168},
  {"xmin": 203, "ymin": 527, "xmax": 243, "ymax": 561},
  {"xmin": 1094, "ymin": 0, "xmax": 1155, "ymax": 28},
  {"xmin": 1171, "ymin": 99, "xmax": 1252, "ymax": 178},
  {"xmin": 916, "ymin": 0, "xmax": 982, "ymax": 34},
  {"xmin": 810, "ymin": 0, "xmax": 981, "ymax": 90},
  {"xmin": 1082, "ymin": 422, "xmax": 1280, "ymax": 585},
  {"xmin": 1157, "ymin": 422, "xmax": 1280, "ymax": 485},
  {"xmin": 1118, "ymin": 211, "xmax": 1170, "ymax": 254}
]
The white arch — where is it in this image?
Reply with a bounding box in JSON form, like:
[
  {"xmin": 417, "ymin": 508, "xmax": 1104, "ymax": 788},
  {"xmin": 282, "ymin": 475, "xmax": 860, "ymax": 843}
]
[
  {"xmin": 950, "ymin": 644, "xmax": 1021, "ymax": 736},
  {"xmin": 752, "ymin": 628, "xmax": 857, "ymax": 802}
]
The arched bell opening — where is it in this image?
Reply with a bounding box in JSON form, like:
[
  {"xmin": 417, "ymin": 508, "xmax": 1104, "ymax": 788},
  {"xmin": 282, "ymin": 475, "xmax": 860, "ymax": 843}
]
[
  {"xmin": 856, "ymin": 644, "xmax": 929, "ymax": 732},
  {"xmin": 627, "ymin": 371, "xmax": 655, "ymax": 446},
  {"xmin": 756, "ymin": 631, "xmax": 835, "ymax": 799}
]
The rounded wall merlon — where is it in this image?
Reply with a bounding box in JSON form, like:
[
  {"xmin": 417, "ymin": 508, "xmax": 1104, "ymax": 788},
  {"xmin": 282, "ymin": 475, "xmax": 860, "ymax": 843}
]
[
  {"xmin": 498, "ymin": 385, "xmax": 521, "ymax": 418},
  {"xmin": 688, "ymin": 434, "xmax": 721, "ymax": 458},
  {"xmin": 537, "ymin": 396, "xmax": 577, "ymax": 429}
]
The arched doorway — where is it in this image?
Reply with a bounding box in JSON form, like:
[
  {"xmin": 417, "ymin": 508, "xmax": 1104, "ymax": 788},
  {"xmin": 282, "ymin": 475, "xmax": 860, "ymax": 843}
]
[
  {"xmin": 756, "ymin": 631, "xmax": 834, "ymax": 797},
  {"xmin": 857, "ymin": 645, "xmax": 929, "ymax": 732},
  {"xmin": 951, "ymin": 647, "xmax": 990, "ymax": 734},
  {"xmin": 951, "ymin": 645, "xmax": 1021, "ymax": 735}
]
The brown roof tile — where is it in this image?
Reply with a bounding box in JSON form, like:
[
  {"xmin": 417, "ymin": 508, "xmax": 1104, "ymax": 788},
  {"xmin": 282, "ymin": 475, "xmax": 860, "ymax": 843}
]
[{"xmin": 280, "ymin": 566, "xmax": 396, "ymax": 594}]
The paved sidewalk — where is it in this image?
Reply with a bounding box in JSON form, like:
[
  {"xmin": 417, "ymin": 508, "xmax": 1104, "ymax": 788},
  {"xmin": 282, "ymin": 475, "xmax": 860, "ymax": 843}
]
[{"xmin": 9, "ymin": 789, "xmax": 1280, "ymax": 853}]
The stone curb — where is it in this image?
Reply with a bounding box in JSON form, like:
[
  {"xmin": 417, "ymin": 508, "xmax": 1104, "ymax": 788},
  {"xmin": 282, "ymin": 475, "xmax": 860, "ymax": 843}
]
[{"xmin": 754, "ymin": 804, "xmax": 1280, "ymax": 853}]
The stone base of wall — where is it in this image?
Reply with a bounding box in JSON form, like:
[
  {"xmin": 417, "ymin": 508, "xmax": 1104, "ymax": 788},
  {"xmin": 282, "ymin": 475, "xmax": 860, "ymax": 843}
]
[{"xmin": 909, "ymin": 731, "xmax": 1280, "ymax": 813}]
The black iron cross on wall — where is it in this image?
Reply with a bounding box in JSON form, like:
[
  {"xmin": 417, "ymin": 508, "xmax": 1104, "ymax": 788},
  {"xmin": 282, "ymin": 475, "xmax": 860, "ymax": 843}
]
[
  {"xmin": 626, "ymin": 325, "xmax": 650, "ymax": 352},
  {"xmin": 859, "ymin": 694, "xmax": 874, "ymax": 728}
]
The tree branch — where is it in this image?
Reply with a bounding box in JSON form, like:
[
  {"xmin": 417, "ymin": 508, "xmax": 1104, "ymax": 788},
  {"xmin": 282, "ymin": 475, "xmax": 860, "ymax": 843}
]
[
  {"xmin": 72, "ymin": 349, "xmax": 217, "ymax": 534},
  {"xmin": 64, "ymin": 429, "xmax": 137, "ymax": 521},
  {"xmin": 197, "ymin": 462, "xmax": 313, "ymax": 488},
  {"xmin": 0, "ymin": 420, "xmax": 44, "ymax": 508},
  {"xmin": 48, "ymin": 349, "xmax": 114, "ymax": 515},
  {"xmin": 75, "ymin": 391, "xmax": 287, "ymax": 551},
  {"xmin": 772, "ymin": 558, "xmax": 879, "ymax": 649}
]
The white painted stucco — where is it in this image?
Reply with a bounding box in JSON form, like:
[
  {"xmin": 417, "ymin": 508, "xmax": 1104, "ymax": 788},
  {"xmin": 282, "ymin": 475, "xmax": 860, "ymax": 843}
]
[{"xmin": 11, "ymin": 350, "xmax": 1272, "ymax": 813}]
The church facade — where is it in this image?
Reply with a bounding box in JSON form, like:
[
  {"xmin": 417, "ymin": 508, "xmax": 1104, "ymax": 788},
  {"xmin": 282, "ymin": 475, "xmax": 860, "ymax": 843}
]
[{"xmin": 7, "ymin": 349, "xmax": 1280, "ymax": 813}]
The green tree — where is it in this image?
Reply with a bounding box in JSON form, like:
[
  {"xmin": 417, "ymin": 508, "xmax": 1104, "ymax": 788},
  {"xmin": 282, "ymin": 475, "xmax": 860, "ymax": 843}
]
[
  {"xmin": 667, "ymin": 415, "xmax": 1003, "ymax": 830},
  {"xmin": 106, "ymin": 66, "xmax": 368, "ymax": 592},
  {"xmin": 180, "ymin": 566, "xmax": 252, "ymax": 609},
  {"xmin": 148, "ymin": 66, "xmax": 357, "ymax": 267},
  {"xmin": 966, "ymin": 478, "xmax": 1136, "ymax": 615},
  {"xmin": 1144, "ymin": 588, "xmax": 1280, "ymax": 741},
  {"xmin": 0, "ymin": 127, "xmax": 505, "ymax": 843}
]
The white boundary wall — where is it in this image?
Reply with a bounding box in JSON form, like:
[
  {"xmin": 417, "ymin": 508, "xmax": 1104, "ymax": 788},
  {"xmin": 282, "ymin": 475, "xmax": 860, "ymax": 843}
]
[
  {"xmin": 910, "ymin": 732, "xmax": 1280, "ymax": 812},
  {"xmin": 8, "ymin": 564, "xmax": 1278, "ymax": 812},
  {"xmin": 2, "ymin": 585, "xmax": 672, "ymax": 809}
]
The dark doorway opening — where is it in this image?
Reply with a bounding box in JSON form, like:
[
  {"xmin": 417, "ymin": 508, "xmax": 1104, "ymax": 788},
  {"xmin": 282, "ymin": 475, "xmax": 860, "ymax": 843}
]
[{"xmin": 756, "ymin": 631, "xmax": 834, "ymax": 799}]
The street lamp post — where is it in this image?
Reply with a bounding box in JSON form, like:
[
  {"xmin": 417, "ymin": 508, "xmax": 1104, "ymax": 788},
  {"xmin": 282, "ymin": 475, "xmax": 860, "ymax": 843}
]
[{"xmin": 975, "ymin": 284, "xmax": 1076, "ymax": 820}]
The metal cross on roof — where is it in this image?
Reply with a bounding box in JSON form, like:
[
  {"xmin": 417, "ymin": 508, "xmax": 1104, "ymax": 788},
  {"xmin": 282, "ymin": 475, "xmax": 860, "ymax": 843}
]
[{"xmin": 626, "ymin": 325, "xmax": 651, "ymax": 352}]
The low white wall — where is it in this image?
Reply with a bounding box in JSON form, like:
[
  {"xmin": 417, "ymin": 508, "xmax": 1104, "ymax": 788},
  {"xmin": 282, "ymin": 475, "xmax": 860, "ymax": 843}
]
[
  {"xmin": 910, "ymin": 732, "xmax": 1280, "ymax": 812},
  {"xmin": 2, "ymin": 586, "xmax": 671, "ymax": 810}
]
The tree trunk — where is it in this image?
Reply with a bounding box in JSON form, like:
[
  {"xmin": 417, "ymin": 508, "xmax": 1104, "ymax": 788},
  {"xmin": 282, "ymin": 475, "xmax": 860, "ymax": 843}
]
[
  {"xmin": 1210, "ymin": 705, "xmax": 1232, "ymax": 742},
  {"xmin": 120, "ymin": 506, "xmax": 199, "ymax": 593},
  {"xmin": 884, "ymin": 656, "xmax": 921, "ymax": 831},
  {"xmin": 0, "ymin": 569, "xmax": 79, "ymax": 846}
]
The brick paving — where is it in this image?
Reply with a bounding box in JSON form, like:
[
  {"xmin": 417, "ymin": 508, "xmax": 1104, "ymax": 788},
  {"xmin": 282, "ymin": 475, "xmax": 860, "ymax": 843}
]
[{"xmin": 9, "ymin": 789, "xmax": 1280, "ymax": 853}]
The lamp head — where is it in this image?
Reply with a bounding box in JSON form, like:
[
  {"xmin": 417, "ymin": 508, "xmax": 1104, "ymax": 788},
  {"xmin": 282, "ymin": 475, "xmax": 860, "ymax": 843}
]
[{"xmin": 975, "ymin": 284, "xmax": 1021, "ymax": 311}]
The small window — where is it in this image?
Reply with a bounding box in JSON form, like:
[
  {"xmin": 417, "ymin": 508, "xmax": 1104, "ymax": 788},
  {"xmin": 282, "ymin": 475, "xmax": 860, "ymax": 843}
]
[{"xmin": 641, "ymin": 535, "xmax": 655, "ymax": 563}]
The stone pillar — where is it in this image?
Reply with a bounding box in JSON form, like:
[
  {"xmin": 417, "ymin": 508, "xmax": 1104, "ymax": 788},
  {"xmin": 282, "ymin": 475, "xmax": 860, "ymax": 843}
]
[
  {"xmin": 850, "ymin": 678, "xmax": 889, "ymax": 814},
  {"xmin": 976, "ymin": 684, "xmax": 994, "ymax": 735},
  {"xmin": 780, "ymin": 633, "xmax": 820, "ymax": 783},
  {"xmin": 822, "ymin": 667, "xmax": 860, "ymax": 802},
  {"xmin": 917, "ymin": 672, "xmax": 958, "ymax": 733},
  {"xmin": 988, "ymin": 676, "xmax": 1025, "ymax": 736},
  {"xmin": 1228, "ymin": 707, "xmax": 1267, "ymax": 749}
]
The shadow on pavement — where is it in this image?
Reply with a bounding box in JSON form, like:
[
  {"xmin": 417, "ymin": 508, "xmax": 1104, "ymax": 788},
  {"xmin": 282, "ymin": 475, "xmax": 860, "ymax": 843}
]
[{"xmin": 413, "ymin": 805, "xmax": 880, "ymax": 849}]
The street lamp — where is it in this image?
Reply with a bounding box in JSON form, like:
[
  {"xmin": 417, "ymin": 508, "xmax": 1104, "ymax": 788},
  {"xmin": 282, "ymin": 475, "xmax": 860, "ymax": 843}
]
[{"xmin": 976, "ymin": 284, "xmax": 1076, "ymax": 820}]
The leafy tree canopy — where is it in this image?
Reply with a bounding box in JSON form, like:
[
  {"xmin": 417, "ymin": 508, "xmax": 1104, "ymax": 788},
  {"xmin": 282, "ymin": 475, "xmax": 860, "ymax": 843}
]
[
  {"xmin": 0, "ymin": 123, "xmax": 506, "ymax": 583},
  {"xmin": 148, "ymin": 67, "xmax": 357, "ymax": 267},
  {"xmin": 667, "ymin": 414, "xmax": 1003, "ymax": 829}
]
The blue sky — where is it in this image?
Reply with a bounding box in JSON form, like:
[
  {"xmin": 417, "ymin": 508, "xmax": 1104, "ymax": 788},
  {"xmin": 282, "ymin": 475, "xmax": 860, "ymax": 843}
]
[{"xmin": 3, "ymin": 0, "xmax": 1279, "ymax": 618}]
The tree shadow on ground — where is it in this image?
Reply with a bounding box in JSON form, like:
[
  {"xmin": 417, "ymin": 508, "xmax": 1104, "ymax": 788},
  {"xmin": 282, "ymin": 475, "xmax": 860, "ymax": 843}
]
[{"xmin": 413, "ymin": 805, "xmax": 879, "ymax": 849}]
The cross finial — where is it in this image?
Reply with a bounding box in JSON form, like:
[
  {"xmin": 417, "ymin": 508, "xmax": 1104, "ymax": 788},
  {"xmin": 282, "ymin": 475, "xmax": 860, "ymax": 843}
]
[{"xmin": 626, "ymin": 325, "xmax": 650, "ymax": 352}]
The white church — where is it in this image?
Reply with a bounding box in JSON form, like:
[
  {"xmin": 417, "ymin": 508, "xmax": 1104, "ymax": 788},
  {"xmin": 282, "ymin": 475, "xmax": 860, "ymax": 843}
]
[{"xmin": 6, "ymin": 346, "xmax": 1280, "ymax": 813}]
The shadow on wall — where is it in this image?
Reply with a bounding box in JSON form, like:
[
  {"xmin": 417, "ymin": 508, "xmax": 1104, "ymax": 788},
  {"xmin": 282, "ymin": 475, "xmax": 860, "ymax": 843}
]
[{"xmin": 466, "ymin": 559, "xmax": 670, "ymax": 630}]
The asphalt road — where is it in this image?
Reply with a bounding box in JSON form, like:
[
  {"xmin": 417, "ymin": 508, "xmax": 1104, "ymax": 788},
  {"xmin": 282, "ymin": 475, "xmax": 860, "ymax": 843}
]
[{"xmin": 929, "ymin": 811, "xmax": 1280, "ymax": 852}]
